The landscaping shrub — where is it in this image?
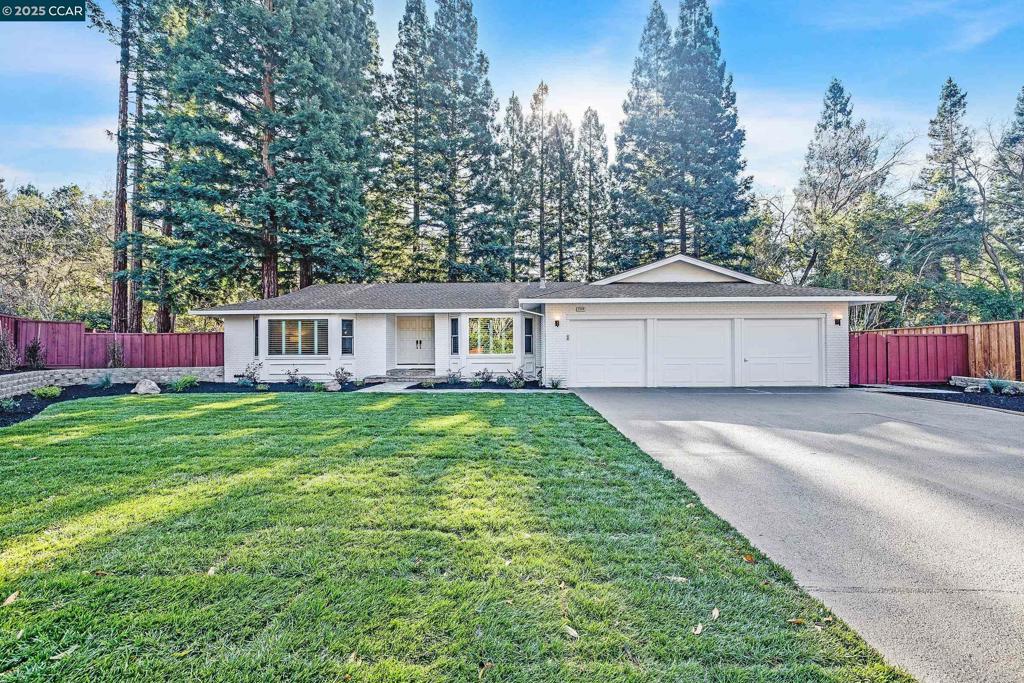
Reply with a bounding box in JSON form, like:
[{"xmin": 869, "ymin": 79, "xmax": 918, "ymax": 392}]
[
  {"xmin": 352, "ymin": 379, "xmax": 365, "ymax": 387},
  {"xmin": 506, "ymin": 368, "xmax": 528, "ymax": 389},
  {"xmin": 473, "ymin": 368, "xmax": 494, "ymax": 383},
  {"xmin": 30, "ymin": 385, "xmax": 62, "ymax": 400},
  {"xmin": 469, "ymin": 378, "xmax": 483, "ymax": 388},
  {"xmin": 0, "ymin": 329, "xmax": 16, "ymax": 371},
  {"xmin": 90, "ymin": 373, "xmax": 114, "ymax": 390},
  {"xmin": 285, "ymin": 369, "xmax": 314, "ymax": 388},
  {"xmin": 255, "ymin": 383, "xmax": 270, "ymax": 392},
  {"xmin": 0, "ymin": 398, "xmax": 20, "ymax": 412},
  {"xmin": 169, "ymin": 375, "xmax": 200, "ymax": 393},
  {"xmin": 22, "ymin": 337, "xmax": 47, "ymax": 370},
  {"xmin": 447, "ymin": 369, "xmax": 464, "ymax": 384},
  {"xmin": 333, "ymin": 367, "xmax": 353, "ymax": 385},
  {"xmin": 548, "ymin": 377, "xmax": 563, "ymax": 389},
  {"xmin": 107, "ymin": 340, "xmax": 125, "ymax": 368},
  {"xmin": 312, "ymin": 382, "xmax": 327, "ymax": 392},
  {"xmin": 421, "ymin": 379, "xmax": 437, "ymax": 388},
  {"xmin": 237, "ymin": 361, "xmax": 263, "ymax": 387},
  {"xmin": 494, "ymin": 375, "xmax": 509, "ymax": 386}
]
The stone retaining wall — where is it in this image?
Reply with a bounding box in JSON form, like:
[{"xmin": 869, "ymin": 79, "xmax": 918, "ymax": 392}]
[
  {"xmin": 0, "ymin": 367, "xmax": 223, "ymax": 399},
  {"xmin": 950, "ymin": 375, "xmax": 1024, "ymax": 392}
]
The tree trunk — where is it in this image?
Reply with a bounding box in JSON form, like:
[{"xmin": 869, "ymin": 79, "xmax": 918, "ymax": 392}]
[
  {"xmin": 587, "ymin": 174, "xmax": 594, "ymax": 281},
  {"xmin": 259, "ymin": 0, "xmax": 278, "ymax": 300},
  {"xmin": 798, "ymin": 248, "xmax": 817, "ymax": 286},
  {"xmin": 298, "ymin": 257, "xmax": 313, "ymax": 289},
  {"xmin": 656, "ymin": 220, "xmax": 665, "ymax": 260},
  {"xmin": 128, "ymin": 60, "xmax": 145, "ymax": 333},
  {"xmin": 693, "ymin": 222, "xmax": 701, "ymax": 259},
  {"xmin": 557, "ymin": 191, "xmax": 564, "ymax": 282},
  {"xmin": 111, "ymin": 1, "xmax": 132, "ymax": 333},
  {"xmin": 678, "ymin": 207, "xmax": 686, "ymax": 256}
]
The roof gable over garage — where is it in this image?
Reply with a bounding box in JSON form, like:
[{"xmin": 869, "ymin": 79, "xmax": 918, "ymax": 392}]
[{"xmin": 593, "ymin": 254, "xmax": 770, "ymax": 285}]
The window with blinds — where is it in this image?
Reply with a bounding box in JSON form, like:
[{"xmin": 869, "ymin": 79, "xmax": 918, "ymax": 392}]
[{"xmin": 267, "ymin": 319, "xmax": 328, "ymax": 355}]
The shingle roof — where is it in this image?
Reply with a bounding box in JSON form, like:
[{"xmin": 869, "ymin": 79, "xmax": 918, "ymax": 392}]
[
  {"xmin": 197, "ymin": 281, "xmax": 584, "ymax": 313},
  {"xmin": 521, "ymin": 282, "xmax": 877, "ymax": 300},
  {"xmin": 196, "ymin": 280, "xmax": 885, "ymax": 314}
]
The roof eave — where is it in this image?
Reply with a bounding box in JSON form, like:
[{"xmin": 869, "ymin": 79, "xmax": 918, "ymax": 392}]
[
  {"xmin": 190, "ymin": 307, "xmax": 524, "ymax": 316},
  {"xmin": 519, "ymin": 296, "xmax": 897, "ymax": 304}
]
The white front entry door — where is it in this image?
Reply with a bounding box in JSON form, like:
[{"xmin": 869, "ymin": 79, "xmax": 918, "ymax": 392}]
[
  {"xmin": 741, "ymin": 318, "xmax": 822, "ymax": 386},
  {"xmin": 397, "ymin": 316, "xmax": 435, "ymax": 365},
  {"xmin": 570, "ymin": 319, "xmax": 645, "ymax": 387},
  {"xmin": 653, "ymin": 319, "xmax": 733, "ymax": 386}
]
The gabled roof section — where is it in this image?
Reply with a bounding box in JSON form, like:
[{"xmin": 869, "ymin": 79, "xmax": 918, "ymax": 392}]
[{"xmin": 592, "ymin": 254, "xmax": 770, "ymax": 285}]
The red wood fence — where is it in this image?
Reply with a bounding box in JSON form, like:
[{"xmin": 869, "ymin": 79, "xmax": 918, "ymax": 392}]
[
  {"xmin": 1, "ymin": 315, "xmax": 222, "ymax": 369},
  {"xmin": 861, "ymin": 320, "xmax": 1023, "ymax": 381},
  {"xmin": 850, "ymin": 333, "xmax": 969, "ymax": 385}
]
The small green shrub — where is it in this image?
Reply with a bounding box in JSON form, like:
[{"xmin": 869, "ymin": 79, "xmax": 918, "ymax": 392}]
[
  {"xmin": 31, "ymin": 385, "xmax": 62, "ymax": 400},
  {"xmin": 469, "ymin": 378, "xmax": 483, "ymax": 388},
  {"xmin": 333, "ymin": 367, "xmax": 353, "ymax": 385},
  {"xmin": 238, "ymin": 361, "xmax": 262, "ymax": 386},
  {"xmin": 352, "ymin": 379, "xmax": 365, "ymax": 388},
  {"xmin": 420, "ymin": 379, "xmax": 437, "ymax": 389},
  {"xmin": 506, "ymin": 368, "xmax": 528, "ymax": 390},
  {"xmin": 169, "ymin": 375, "xmax": 200, "ymax": 393},
  {"xmin": 22, "ymin": 337, "xmax": 47, "ymax": 370},
  {"xmin": 494, "ymin": 375, "xmax": 509, "ymax": 386},
  {"xmin": 473, "ymin": 368, "xmax": 494, "ymax": 384},
  {"xmin": 548, "ymin": 377, "xmax": 563, "ymax": 389},
  {"xmin": 255, "ymin": 383, "xmax": 270, "ymax": 392},
  {"xmin": 286, "ymin": 369, "xmax": 313, "ymax": 388},
  {"xmin": 0, "ymin": 398, "xmax": 21, "ymax": 412},
  {"xmin": 447, "ymin": 369, "xmax": 464, "ymax": 384},
  {"xmin": 90, "ymin": 373, "xmax": 113, "ymax": 390},
  {"xmin": 312, "ymin": 382, "xmax": 327, "ymax": 392}
]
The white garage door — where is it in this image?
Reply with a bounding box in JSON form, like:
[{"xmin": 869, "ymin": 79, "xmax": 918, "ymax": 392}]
[
  {"xmin": 653, "ymin": 319, "xmax": 733, "ymax": 386},
  {"xmin": 741, "ymin": 319, "xmax": 822, "ymax": 386},
  {"xmin": 571, "ymin": 319, "xmax": 645, "ymax": 387}
]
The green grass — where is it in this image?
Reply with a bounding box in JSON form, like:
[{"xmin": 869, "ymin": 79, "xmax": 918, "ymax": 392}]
[{"xmin": 0, "ymin": 393, "xmax": 910, "ymax": 682}]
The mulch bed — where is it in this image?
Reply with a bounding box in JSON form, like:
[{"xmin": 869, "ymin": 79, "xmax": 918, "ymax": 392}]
[
  {"xmin": 886, "ymin": 386, "xmax": 1024, "ymax": 414},
  {"xmin": 407, "ymin": 380, "xmax": 544, "ymax": 390},
  {"xmin": 0, "ymin": 380, "xmax": 382, "ymax": 429}
]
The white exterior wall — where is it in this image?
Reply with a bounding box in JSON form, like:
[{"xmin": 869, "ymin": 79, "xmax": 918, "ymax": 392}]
[
  {"xmin": 223, "ymin": 315, "xmax": 256, "ymax": 382},
  {"xmin": 444, "ymin": 310, "xmax": 529, "ymax": 379},
  {"xmin": 542, "ymin": 301, "xmax": 850, "ymax": 387}
]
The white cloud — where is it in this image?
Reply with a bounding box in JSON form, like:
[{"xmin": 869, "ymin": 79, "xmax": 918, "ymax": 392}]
[
  {"xmin": 10, "ymin": 119, "xmax": 116, "ymax": 153},
  {"xmin": 0, "ymin": 23, "xmax": 117, "ymax": 82}
]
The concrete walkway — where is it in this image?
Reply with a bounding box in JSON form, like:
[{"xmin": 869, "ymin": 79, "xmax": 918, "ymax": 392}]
[{"xmin": 576, "ymin": 387, "xmax": 1024, "ymax": 683}]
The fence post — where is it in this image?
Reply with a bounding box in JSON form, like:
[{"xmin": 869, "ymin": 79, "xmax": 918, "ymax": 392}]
[{"xmin": 1015, "ymin": 320, "xmax": 1022, "ymax": 382}]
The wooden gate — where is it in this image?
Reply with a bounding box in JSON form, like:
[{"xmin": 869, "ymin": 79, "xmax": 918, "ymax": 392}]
[{"xmin": 850, "ymin": 333, "xmax": 969, "ymax": 385}]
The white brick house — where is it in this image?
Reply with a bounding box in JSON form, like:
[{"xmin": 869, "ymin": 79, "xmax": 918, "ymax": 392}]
[{"xmin": 193, "ymin": 255, "xmax": 893, "ymax": 387}]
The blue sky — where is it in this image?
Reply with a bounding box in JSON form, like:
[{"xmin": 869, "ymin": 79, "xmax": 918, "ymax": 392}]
[{"xmin": 1, "ymin": 0, "xmax": 1022, "ymax": 195}]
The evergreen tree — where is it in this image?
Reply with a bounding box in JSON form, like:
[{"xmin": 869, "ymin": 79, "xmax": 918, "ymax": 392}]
[
  {"xmin": 577, "ymin": 108, "xmax": 610, "ymax": 280},
  {"xmin": 793, "ymin": 79, "xmax": 889, "ymax": 284},
  {"xmin": 917, "ymin": 78, "xmax": 982, "ymax": 283},
  {"xmin": 423, "ymin": 0, "xmax": 503, "ymax": 281},
  {"xmin": 496, "ymin": 93, "xmax": 536, "ymax": 281},
  {"xmin": 666, "ymin": 0, "xmax": 750, "ymax": 262},
  {"xmin": 612, "ymin": 1, "xmax": 673, "ymax": 268},
  {"xmin": 990, "ymin": 86, "xmax": 1024, "ymax": 312},
  {"xmin": 529, "ymin": 82, "xmax": 551, "ymax": 278},
  {"xmin": 149, "ymin": 0, "xmax": 379, "ymax": 304},
  {"xmin": 546, "ymin": 112, "xmax": 578, "ymax": 281},
  {"xmin": 377, "ymin": 0, "xmax": 435, "ymax": 281}
]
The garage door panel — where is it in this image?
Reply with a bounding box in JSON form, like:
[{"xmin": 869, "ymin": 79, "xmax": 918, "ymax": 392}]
[
  {"xmin": 741, "ymin": 319, "xmax": 822, "ymax": 386},
  {"xmin": 571, "ymin": 320, "xmax": 644, "ymax": 387},
  {"xmin": 654, "ymin": 319, "xmax": 732, "ymax": 386}
]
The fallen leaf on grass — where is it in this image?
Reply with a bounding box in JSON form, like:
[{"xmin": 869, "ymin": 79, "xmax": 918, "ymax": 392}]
[
  {"xmin": 172, "ymin": 649, "xmax": 192, "ymax": 658},
  {"xmin": 207, "ymin": 566, "xmax": 217, "ymax": 576},
  {"xmin": 478, "ymin": 661, "xmax": 494, "ymax": 679},
  {"xmin": 822, "ymin": 616, "xmax": 834, "ymax": 623},
  {"xmin": 742, "ymin": 554, "xmax": 756, "ymax": 564},
  {"xmin": 692, "ymin": 623, "xmax": 703, "ymax": 635},
  {"xmin": 2, "ymin": 592, "xmax": 18, "ymax": 607},
  {"xmin": 504, "ymin": 559, "xmax": 512, "ymax": 566},
  {"xmin": 564, "ymin": 625, "xmax": 579, "ymax": 640},
  {"xmin": 685, "ymin": 503, "xmax": 696, "ymax": 508},
  {"xmin": 665, "ymin": 576, "xmax": 688, "ymax": 584},
  {"xmin": 711, "ymin": 607, "xmax": 720, "ymax": 620},
  {"xmin": 16, "ymin": 629, "xmax": 24, "ymax": 639},
  {"xmin": 787, "ymin": 618, "xmax": 805, "ymax": 625},
  {"xmin": 50, "ymin": 645, "xmax": 79, "ymax": 661},
  {"xmin": 347, "ymin": 651, "xmax": 361, "ymax": 664}
]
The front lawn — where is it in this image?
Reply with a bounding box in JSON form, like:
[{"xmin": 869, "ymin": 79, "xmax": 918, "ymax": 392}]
[{"xmin": 0, "ymin": 394, "xmax": 908, "ymax": 681}]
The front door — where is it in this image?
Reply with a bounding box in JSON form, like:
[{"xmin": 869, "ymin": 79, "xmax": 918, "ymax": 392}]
[{"xmin": 397, "ymin": 316, "xmax": 435, "ymax": 365}]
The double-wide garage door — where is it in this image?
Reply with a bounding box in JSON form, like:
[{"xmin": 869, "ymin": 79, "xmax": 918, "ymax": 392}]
[{"xmin": 570, "ymin": 318, "xmax": 823, "ymax": 387}]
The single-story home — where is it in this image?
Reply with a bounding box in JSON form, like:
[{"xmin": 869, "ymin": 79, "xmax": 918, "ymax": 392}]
[{"xmin": 193, "ymin": 254, "xmax": 894, "ymax": 388}]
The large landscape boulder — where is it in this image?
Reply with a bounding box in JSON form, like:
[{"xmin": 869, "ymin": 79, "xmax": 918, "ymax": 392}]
[
  {"xmin": 131, "ymin": 379, "xmax": 161, "ymax": 395},
  {"xmin": 324, "ymin": 380, "xmax": 343, "ymax": 392}
]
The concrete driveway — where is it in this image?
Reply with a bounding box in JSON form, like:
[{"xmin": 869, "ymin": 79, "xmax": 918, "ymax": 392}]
[{"xmin": 576, "ymin": 387, "xmax": 1024, "ymax": 683}]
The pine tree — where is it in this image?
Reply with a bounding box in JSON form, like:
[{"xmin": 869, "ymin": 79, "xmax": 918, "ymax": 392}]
[
  {"xmin": 918, "ymin": 78, "xmax": 982, "ymax": 283},
  {"xmin": 989, "ymin": 86, "xmax": 1024, "ymax": 313},
  {"xmin": 529, "ymin": 82, "xmax": 551, "ymax": 278},
  {"xmin": 148, "ymin": 0, "xmax": 379, "ymax": 304},
  {"xmin": 424, "ymin": 0, "xmax": 503, "ymax": 281},
  {"xmin": 666, "ymin": 0, "xmax": 750, "ymax": 262},
  {"xmin": 547, "ymin": 112, "xmax": 578, "ymax": 281},
  {"xmin": 378, "ymin": 0, "xmax": 435, "ymax": 280},
  {"xmin": 497, "ymin": 93, "xmax": 536, "ymax": 281},
  {"xmin": 577, "ymin": 107, "xmax": 610, "ymax": 280},
  {"xmin": 793, "ymin": 79, "xmax": 888, "ymax": 284},
  {"xmin": 612, "ymin": 1, "xmax": 673, "ymax": 268}
]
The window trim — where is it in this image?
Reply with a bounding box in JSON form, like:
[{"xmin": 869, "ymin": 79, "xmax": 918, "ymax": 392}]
[
  {"xmin": 267, "ymin": 318, "xmax": 329, "ymax": 356},
  {"xmin": 254, "ymin": 318, "xmax": 260, "ymax": 356},
  {"xmin": 524, "ymin": 317, "xmax": 534, "ymax": 355},
  {"xmin": 467, "ymin": 316, "xmax": 515, "ymax": 356},
  {"xmin": 340, "ymin": 319, "xmax": 354, "ymax": 356}
]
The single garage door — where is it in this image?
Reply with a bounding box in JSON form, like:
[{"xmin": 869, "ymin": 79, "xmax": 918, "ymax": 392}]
[
  {"xmin": 741, "ymin": 318, "xmax": 822, "ymax": 386},
  {"xmin": 653, "ymin": 319, "xmax": 733, "ymax": 386},
  {"xmin": 571, "ymin": 319, "xmax": 645, "ymax": 387}
]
